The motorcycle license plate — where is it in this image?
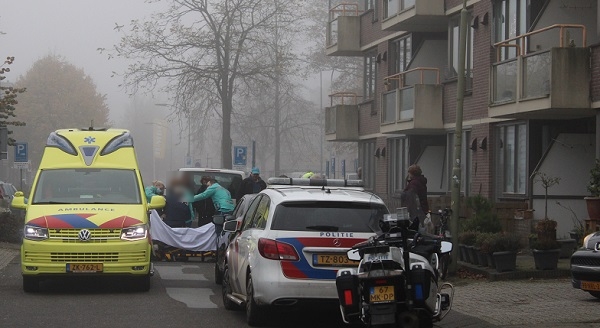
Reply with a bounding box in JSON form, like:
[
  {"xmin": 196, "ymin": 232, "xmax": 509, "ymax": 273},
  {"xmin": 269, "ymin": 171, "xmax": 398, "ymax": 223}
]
[
  {"xmin": 313, "ymin": 254, "xmax": 359, "ymax": 267},
  {"xmin": 581, "ymin": 281, "xmax": 600, "ymax": 291},
  {"xmin": 369, "ymin": 285, "xmax": 395, "ymax": 303},
  {"xmin": 66, "ymin": 263, "xmax": 103, "ymax": 273}
]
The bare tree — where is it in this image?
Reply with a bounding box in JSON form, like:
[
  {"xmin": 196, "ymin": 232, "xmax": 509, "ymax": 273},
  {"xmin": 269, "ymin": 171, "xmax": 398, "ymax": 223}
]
[{"xmin": 110, "ymin": 0, "xmax": 302, "ymax": 168}]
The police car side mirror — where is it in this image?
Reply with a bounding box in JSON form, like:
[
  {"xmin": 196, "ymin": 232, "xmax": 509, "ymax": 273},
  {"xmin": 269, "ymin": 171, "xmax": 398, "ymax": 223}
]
[
  {"xmin": 223, "ymin": 220, "xmax": 239, "ymax": 233},
  {"xmin": 11, "ymin": 191, "xmax": 26, "ymax": 209}
]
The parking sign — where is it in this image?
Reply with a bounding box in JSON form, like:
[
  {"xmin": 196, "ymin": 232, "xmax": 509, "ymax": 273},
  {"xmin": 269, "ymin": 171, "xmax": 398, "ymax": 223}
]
[
  {"xmin": 15, "ymin": 142, "xmax": 28, "ymax": 163},
  {"xmin": 234, "ymin": 146, "xmax": 247, "ymax": 166}
]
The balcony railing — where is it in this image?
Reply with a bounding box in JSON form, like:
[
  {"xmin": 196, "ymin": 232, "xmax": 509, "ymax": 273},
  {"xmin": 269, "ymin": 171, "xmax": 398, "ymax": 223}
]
[
  {"xmin": 327, "ymin": 3, "xmax": 361, "ymax": 47},
  {"xmin": 492, "ymin": 24, "xmax": 587, "ymax": 105},
  {"xmin": 382, "ymin": 67, "xmax": 439, "ymax": 124},
  {"xmin": 383, "ymin": 0, "xmax": 415, "ymax": 20}
]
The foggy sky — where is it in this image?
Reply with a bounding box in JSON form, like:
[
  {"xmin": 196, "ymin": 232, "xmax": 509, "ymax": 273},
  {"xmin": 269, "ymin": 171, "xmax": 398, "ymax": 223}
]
[{"xmin": 0, "ymin": 0, "xmax": 170, "ymax": 122}]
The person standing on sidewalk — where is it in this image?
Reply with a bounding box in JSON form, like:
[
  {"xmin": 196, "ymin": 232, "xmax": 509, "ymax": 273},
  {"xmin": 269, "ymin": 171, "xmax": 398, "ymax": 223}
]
[{"xmin": 237, "ymin": 167, "xmax": 266, "ymax": 199}]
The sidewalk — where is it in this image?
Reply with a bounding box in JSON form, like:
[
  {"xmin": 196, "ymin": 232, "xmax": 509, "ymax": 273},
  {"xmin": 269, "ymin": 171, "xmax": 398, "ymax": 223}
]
[
  {"xmin": 0, "ymin": 242, "xmax": 19, "ymax": 271},
  {"xmin": 459, "ymin": 254, "xmax": 571, "ymax": 281},
  {"xmin": 452, "ymin": 279, "xmax": 600, "ymax": 326}
]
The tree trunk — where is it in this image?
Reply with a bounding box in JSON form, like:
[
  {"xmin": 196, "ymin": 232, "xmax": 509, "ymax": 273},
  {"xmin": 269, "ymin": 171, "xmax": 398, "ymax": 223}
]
[
  {"xmin": 222, "ymin": 95, "xmax": 233, "ymax": 169},
  {"xmin": 273, "ymin": 5, "xmax": 281, "ymax": 177}
]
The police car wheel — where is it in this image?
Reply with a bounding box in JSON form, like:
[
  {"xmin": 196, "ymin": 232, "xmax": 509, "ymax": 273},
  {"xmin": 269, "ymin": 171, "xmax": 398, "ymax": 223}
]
[
  {"xmin": 222, "ymin": 266, "xmax": 237, "ymax": 310},
  {"xmin": 246, "ymin": 275, "xmax": 267, "ymax": 326},
  {"xmin": 23, "ymin": 276, "xmax": 40, "ymax": 293}
]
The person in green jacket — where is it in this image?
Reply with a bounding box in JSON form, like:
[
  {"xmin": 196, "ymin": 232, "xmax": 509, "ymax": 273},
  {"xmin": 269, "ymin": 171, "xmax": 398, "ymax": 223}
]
[
  {"xmin": 189, "ymin": 177, "xmax": 234, "ymax": 214},
  {"xmin": 145, "ymin": 180, "xmax": 165, "ymax": 202}
]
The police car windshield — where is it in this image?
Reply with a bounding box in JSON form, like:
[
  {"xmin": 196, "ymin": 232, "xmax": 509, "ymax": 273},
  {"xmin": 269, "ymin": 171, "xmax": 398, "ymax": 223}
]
[
  {"xmin": 32, "ymin": 169, "xmax": 141, "ymax": 205},
  {"xmin": 271, "ymin": 201, "xmax": 388, "ymax": 233}
]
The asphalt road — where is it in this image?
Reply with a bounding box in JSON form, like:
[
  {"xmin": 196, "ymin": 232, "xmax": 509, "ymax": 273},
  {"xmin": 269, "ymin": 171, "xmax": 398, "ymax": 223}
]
[{"xmin": 0, "ymin": 257, "xmax": 493, "ymax": 328}]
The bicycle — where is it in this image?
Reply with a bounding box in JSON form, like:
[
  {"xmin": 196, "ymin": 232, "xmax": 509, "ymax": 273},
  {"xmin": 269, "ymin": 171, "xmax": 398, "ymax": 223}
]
[{"xmin": 430, "ymin": 208, "xmax": 452, "ymax": 279}]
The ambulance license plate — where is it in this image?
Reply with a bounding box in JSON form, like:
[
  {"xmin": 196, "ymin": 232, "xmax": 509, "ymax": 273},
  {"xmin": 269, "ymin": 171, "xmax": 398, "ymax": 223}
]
[
  {"xmin": 369, "ymin": 285, "xmax": 395, "ymax": 303},
  {"xmin": 313, "ymin": 254, "xmax": 359, "ymax": 267},
  {"xmin": 581, "ymin": 281, "xmax": 600, "ymax": 291},
  {"xmin": 67, "ymin": 263, "xmax": 103, "ymax": 273}
]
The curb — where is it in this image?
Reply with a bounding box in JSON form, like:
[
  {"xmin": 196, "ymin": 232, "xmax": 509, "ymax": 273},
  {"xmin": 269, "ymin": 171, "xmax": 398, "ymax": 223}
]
[{"xmin": 459, "ymin": 261, "xmax": 571, "ymax": 281}]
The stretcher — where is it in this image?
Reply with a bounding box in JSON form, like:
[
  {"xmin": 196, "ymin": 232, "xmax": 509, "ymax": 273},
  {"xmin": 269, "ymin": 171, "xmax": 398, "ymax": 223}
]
[{"xmin": 149, "ymin": 210, "xmax": 217, "ymax": 262}]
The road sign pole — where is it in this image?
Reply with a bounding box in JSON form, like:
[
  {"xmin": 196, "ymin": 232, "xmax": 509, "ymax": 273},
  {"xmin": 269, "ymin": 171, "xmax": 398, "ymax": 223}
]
[{"xmin": 20, "ymin": 168, "xmax": 23, "ymax": 191}]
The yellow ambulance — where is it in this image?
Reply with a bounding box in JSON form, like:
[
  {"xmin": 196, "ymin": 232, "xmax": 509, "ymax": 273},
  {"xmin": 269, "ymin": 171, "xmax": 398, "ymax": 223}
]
[{"xmin": 11, "ymin": 128, "xmax": 165, "ymax": 292}]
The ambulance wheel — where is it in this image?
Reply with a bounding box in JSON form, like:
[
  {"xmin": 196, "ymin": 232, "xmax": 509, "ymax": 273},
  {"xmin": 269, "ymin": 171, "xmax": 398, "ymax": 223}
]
[
  {"xmin": 246, "ymin": 274, "xmax": 267, "ymax": 326},
  {"xmin": 23, "ymin": 276, "xmax": 40, "ymax": 293},
  {"xmin": 135, "ymin": 274, "xmax": 151, "ymax": 292}
]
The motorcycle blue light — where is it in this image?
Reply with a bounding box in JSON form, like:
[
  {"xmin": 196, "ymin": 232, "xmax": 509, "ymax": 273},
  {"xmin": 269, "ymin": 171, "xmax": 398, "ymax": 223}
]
[{"xmin": 414, "ymin": 284, "xmax": 424, "ymax": 301}]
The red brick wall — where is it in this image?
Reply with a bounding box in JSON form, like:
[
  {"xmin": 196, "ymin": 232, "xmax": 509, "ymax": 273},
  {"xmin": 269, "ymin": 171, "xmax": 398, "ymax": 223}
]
[
  {"xmin": 591, "ymin": 45, "xmax": 600, "ymax": 102},
  {"xmin": 358, "ymin": 101, "xmax": 379, "ymax": 135},
  {"xmin": 359, "ymin": 7, "xmax": 393, "ymax": 48}
]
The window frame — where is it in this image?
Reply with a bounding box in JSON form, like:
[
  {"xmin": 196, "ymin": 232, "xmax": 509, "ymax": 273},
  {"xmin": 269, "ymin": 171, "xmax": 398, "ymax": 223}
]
[
  {"xmin": 241, "ymin": 194, "xmax": 262, "ymax": 231},
  {"xmin": 391, "ymin": 35, "xmax": 412, "ymax": 75},
  {"xmin": 496, "ymin": 122, "xmax": 528, "ymax": 197},
  {"xmin": 493, "ymin": 0, "xmax": 528, "ymax": 60},
  {"xmin": 359, "ymin": 140, "xmax": 377, "ymax": 190},
  {"xmin": 363, "ymin": 50, "xmax": 377, "ymax": 100},
  {"xmin": 448, "ymin": 13, "xmax": 474, "ymax": 91},
  {"xmin": 388, "ymin": 137, "xmax": 409, "ymax": 194}
]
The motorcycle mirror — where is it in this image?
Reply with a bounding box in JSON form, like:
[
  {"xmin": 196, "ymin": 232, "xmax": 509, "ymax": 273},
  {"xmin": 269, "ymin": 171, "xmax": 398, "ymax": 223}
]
[
  {"xmin": 347, "ymin": 249, "xmax": 361, "ymax": 261},
  {"xmin": 440, "ymin": 241, "xmax": 453, "ymax": 254}
]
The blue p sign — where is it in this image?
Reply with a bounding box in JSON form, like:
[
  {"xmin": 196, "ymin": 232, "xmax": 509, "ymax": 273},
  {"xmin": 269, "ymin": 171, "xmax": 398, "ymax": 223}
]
[
  {"xmin": 234, "ymin": 146, "xmax": 247, "ymax": 166},
  {"xmin": 15, "ymin": 142, "xmax": 28, "ymax": 163}
]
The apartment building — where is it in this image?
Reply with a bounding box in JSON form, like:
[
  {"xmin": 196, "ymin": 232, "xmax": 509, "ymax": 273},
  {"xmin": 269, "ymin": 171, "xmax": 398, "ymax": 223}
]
[{"xmin": 325, "ymin": 0, "xmax": 600, "ymax": 236}]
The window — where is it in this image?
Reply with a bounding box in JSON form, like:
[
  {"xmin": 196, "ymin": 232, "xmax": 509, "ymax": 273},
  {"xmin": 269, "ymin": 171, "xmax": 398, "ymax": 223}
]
[
  {"xmin": 497, "ymin": 123, "xmax": 527, "ymax": 195},
  {"xmin": 365, "ymin": 0, "xmax": 376, "ymax": 11},
  {"xmin": 448, "ymin": 14, "xmax": 474, "ymax": 90},
  {"xmin": 241, "ymin": 195, "xmax": 262, "ymax": 231},
  {"xmin": 447, "ymin": 131, "xmax": 472, "ymax": 196},
  {"xmin": 391, "ymin": 35, "xmax": 412, "ymax": 75},
  {"xmin": 359, "ymin": 140, "xmax": 376, "ymax": 189},
  {"xmin": 32, "ymin": 169, "xmax": 141, "ymax": 204},
  {"xmin": 364, "ymin": 51, "xmax": 377, "ymax": 99},
  {"xmin": 271, "ymin": 201, "xmax": 388, "ymax": 233},
  {"xmin": 389, "ymin": 138, "xmax": 409, "ymax": 193},
  {"xmin": 494, "ymin": 0, "xmax": 527, "ymax": 60},
  {"xmin": 250, "ymin": 196, "xmax": 270, "ymax": 229}
]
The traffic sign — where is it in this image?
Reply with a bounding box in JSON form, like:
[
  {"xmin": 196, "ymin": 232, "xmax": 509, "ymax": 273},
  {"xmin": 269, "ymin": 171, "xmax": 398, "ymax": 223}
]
[
  {"xmin": 15, "ymin": 142, "xmax": 28, "ymax": 162},
  {"xmin": 13, "ymin": 161, "xmax": 30, "ymax": 169},
  {"xmin": 234, "ymin": 146, "xmax": 247, "ymax": 166}
]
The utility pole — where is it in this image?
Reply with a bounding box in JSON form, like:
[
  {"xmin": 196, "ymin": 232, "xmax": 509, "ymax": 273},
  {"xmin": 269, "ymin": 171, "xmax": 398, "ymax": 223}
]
[
  {"xmin": 274, "ymin": 0, "xmax": 281, "ymax": 177},
  {"xmin": 450, "ymin": 0, "xmax": 468, "ymax": 274},
  {"xmin": 320, "ymin": 70, "xmax": 324, "ymax": 174}
]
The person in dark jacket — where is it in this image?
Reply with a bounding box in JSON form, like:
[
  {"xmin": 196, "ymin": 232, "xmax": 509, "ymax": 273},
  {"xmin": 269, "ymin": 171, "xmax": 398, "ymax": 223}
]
[
  {"xmin": 163, "ymin": 177, "xmax": 193, "ymax": 228},
  {"xmin": 237, "ymin": 167, "xmax": 267, "ymax": 199},
  {"xmin": 194, "ymin": 176, "xmax": 216, "ymax": 227},
  {"xmin": 404, "ymin": 164, "xmax": 429, "ymax": 213}
]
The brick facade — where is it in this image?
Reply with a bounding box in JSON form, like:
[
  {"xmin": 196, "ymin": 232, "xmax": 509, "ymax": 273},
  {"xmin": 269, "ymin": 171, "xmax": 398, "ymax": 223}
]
[{"xmin": 591, "ymin": 45, "xmax": 600, "ymax": 102}]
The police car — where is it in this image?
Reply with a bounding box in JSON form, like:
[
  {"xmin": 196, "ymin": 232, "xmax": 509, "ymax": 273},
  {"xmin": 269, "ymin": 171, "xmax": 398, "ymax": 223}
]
[{"xmin": 221, "ymin": 178, "xmax": 388, "ymax": 326}]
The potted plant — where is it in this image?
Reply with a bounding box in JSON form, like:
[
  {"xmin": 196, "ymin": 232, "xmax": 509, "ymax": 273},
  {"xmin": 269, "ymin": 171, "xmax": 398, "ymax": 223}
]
[
  {"xmin": 531, "ymin": 239, "xmax": 561, "ymax": 270},
  {"xmin": 492, "ymin": 233, "xmax": 521, "ymax": 273},
  {"xmin": 532, "ymin": 171, "xmax": 560, "ymax": 241},
  {"xmin": 459, "ymin": 231, "xmax": 477, "ymax": 264},
  {"xmin": 586, "ymin": 159, "xmax": 600, "ymax": 220}
]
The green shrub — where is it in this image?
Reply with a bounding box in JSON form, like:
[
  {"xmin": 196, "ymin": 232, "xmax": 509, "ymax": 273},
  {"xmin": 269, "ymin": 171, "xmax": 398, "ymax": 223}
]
[
  {"xmin": 531, "ymin": 239, "xmax": 560, "ymax": 251},
  {"xmin": 475, "ymin": 232, "xmax": 494, "ymax": 254},
  {"xmin": 459, "ymin": 231, "xmax": 478, "ymax": 246},
  {"xmin": 490, "ymin": 232, "xmax": 521, "ymax": 253},
  {"xmin": 0, "ymin": 212, "xmax": 23, "ymax": 243},
  {"xmin": 463, "ymin": 195, "xmax": 502, "ymax": 233}
]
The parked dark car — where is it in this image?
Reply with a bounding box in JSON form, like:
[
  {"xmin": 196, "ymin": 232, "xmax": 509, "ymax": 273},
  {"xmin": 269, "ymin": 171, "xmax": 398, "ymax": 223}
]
[
  {"xmin": 213, "ymin": 193, "xmax": 258, "ymax": 284},
  {"xmin": 571, "ymin": 232, "xmax": 600, "ymax": 299}
]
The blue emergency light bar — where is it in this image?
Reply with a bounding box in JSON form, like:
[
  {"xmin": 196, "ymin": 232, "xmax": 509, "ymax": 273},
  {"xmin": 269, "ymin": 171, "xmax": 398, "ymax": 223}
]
[{"xmin": 267, "ymin": 177, "xmax": 364, "ymax": 187}]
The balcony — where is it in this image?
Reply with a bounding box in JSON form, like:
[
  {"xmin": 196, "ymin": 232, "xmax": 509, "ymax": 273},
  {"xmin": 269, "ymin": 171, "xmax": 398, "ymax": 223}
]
[
  {"xmin": 380, "ymin": 68, "xmax": 443, "ymax": 134},
  {"xmin": 326, "ymin": 3, "xmax": 362, "ymax": 56},
  {"xmin": 490, "ymin": 24, "xmax": 592, "ymax": 119},
  {"xmin": 325, "ymin": 92, "xmax": 360, "ymax": 142},
  {"xmin": 381, "ymin": 0, "xmax": 447, "ymax": 32}
]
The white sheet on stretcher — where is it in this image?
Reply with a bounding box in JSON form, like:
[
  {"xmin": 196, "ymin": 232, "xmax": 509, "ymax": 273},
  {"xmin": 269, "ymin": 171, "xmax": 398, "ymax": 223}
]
[{"xmin": 149, "ymin": 210, "xmax": 217, "ymax": 252}]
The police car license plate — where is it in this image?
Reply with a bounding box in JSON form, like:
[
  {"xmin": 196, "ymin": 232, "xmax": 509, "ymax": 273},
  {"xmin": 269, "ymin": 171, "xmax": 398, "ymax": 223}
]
[
  {"xmin": 313, "ymin": 254, "xmax": 359, "ymax": 267},
  {"xmin": 581, "ymin": 281, "xmax": 600, "ymax": 291},
  {"xmin": 370, "ymin": 285, "xmax": 395, "ymax": 303},
  {"xmin": 66, "ymin": 263, "xmax": 103, "ymax": 273}
]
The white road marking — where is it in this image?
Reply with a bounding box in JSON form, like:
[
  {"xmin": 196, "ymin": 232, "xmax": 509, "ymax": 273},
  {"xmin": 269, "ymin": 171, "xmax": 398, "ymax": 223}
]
[
  {"xmin": 166, "ymin": 288, "xmax": 218, "ymax": 309},
  {"xmin": 154, "ymin": 264, "xmax": 208, "ymax": 281}
]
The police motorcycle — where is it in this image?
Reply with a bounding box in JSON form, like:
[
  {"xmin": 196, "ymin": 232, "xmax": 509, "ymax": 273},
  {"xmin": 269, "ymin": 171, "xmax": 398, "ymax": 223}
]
[{"xmin": 335, "ymin": 208, "xmax": 454, "ymax": 328}]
